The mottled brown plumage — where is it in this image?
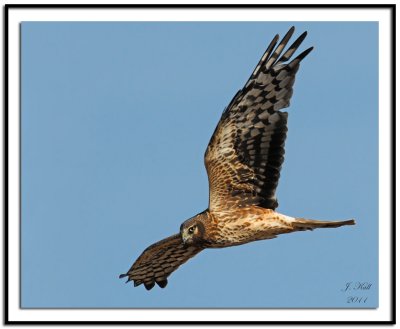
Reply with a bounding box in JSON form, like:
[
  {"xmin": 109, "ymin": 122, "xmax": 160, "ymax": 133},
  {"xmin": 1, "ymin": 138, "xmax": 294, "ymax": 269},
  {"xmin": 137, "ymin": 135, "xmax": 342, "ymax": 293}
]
[{"xmin": 120, "ymin": 27, "xmax": 355, "ymax": 290}]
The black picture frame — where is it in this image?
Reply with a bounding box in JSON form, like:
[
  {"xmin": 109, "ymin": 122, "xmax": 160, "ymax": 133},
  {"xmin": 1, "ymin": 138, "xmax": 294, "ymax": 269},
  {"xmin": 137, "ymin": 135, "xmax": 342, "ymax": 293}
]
[{"xmin": 4, "ymin": 3, "xmax": 396, "ymax": 325}]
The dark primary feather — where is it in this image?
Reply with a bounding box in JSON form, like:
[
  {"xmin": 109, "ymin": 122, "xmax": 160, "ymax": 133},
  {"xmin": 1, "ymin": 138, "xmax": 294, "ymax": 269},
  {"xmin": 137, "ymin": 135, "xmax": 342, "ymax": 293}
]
[
  {"xmin": 120, "ymin": 234, "xmax": 204, "ymax": 290},
  {"xmin": 205, "ymin": 26, "xmax": 313, "ymax": 212}
]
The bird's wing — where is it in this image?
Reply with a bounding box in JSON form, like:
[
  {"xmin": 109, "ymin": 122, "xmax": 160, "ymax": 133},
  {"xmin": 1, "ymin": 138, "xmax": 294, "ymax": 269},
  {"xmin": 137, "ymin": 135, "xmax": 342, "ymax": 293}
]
[
  {"xmin": 119, "ymin": 234, "xmax": 204, "ymax": 290},
  {"xmin": 205, "ymin": 26, "xmax": 313, "ymax": 213}
]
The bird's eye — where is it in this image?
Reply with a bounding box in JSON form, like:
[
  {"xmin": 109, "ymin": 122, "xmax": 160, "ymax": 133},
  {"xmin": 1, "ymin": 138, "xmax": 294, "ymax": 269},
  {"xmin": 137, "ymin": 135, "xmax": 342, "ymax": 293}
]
[{"xmin": 188, "ymin": 226, "xmax": 195, "ymax": 234}]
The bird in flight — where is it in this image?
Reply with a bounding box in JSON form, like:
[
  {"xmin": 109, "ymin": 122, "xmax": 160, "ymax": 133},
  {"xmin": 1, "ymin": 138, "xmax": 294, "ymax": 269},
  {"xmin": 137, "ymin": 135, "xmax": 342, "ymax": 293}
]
[{"xmin": 120, "ymin": 27, "xmax": 355, "ymax": 290}]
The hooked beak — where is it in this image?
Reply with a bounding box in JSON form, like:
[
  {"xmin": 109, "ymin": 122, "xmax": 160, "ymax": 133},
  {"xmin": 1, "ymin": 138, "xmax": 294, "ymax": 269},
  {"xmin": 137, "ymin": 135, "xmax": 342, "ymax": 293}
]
[{"xmin": 181, "ymin": 232, "xmax": 189, "ymax": 246}]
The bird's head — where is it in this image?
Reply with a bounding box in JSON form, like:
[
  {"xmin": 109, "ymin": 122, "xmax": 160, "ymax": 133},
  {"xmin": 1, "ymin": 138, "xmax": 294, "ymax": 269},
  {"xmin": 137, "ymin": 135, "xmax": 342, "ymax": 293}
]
[{"xmin": 180, "ymin": 215, "xmax": 206, "ymax": 246}]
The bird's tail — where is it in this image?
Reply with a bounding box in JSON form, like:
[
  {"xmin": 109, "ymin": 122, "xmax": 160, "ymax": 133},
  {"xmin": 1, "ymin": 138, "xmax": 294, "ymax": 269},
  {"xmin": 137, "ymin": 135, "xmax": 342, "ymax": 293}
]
[{"xmin": 292, "ymin": 218, "xmax": 356, "ymax": 231}]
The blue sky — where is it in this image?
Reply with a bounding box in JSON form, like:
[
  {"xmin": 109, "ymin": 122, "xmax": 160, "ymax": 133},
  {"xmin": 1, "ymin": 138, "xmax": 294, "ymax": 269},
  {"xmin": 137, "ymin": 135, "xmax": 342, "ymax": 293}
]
[{"xmin": 21, "ymin": 22, "xmax": 378, "ymax": 308}]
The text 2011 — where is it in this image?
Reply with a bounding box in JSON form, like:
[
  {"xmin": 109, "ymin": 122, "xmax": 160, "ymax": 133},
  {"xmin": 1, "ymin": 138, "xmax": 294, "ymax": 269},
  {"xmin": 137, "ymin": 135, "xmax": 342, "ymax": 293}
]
[{"xmin": 347, "ymin": 296, "xmax": 368, "ymax": 304}]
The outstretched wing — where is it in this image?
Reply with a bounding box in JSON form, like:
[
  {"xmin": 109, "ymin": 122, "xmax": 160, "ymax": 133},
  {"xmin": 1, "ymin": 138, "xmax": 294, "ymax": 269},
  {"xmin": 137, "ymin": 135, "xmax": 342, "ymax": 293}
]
[
  {"xmin": 205, "ymin": 26, "xmax": 313, "ymax": 213},
  {"xmin": 119, "ymin": 234, "xmax": 204, "ymax": 290}
]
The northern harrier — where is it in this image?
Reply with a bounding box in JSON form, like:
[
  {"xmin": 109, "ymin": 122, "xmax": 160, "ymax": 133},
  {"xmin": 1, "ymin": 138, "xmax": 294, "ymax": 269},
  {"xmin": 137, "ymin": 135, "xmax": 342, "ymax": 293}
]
[{"xmin": 120, "ymin": 27, "xmax": 355, "ymax": 290}]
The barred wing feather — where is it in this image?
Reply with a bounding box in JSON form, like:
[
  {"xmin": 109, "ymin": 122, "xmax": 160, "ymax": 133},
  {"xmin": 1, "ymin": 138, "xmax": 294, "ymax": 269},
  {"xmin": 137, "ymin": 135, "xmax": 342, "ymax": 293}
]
[
  {"xmin": 120, "ymin": 234, "xmax": 204, "ymax": 290},
  {"xmin": 205, "ymin": 26, "xmax": 313, "ymax": 213}
]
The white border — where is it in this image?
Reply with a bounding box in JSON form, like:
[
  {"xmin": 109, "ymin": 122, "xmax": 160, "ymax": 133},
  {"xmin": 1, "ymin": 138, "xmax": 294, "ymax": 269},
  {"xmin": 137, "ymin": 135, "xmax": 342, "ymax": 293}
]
[{"xmin": 6, "ymin": 6, "xmax": 393, "ymax": 323}]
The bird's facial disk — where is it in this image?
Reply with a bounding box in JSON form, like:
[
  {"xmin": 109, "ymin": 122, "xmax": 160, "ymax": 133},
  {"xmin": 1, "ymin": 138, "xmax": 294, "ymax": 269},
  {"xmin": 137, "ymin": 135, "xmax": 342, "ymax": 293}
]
[{"xmin": 181, "ymin": 222, "xmax": 203, "ymax": 245}]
